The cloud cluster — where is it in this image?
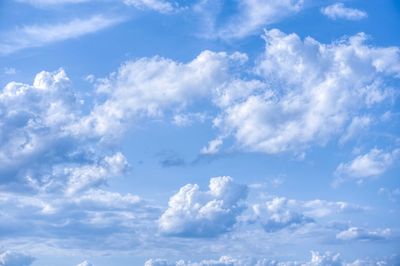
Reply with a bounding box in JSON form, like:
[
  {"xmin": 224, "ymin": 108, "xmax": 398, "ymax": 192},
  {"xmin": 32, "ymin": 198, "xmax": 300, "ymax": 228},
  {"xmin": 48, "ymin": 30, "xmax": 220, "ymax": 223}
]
[
  {"xmin": 144, "ymin": 251, "xmax": 397, "ymax": 266},
  {"xmin": 321, "ymin": 3, "xmax": 367, "ymax": 21},
  {"xmin": 0, "ymin": 251, "xmax": 35, "ymax": 266},
  {"xmin": 0, "ymin": 68, "xmax": 128, "ymax": 195},
  {"xmin": 159, "ymin": 176, "xmax": 248, "ymax": 237},
  {"xmin": 253, "ymin": 197, "xmax": 314, "ymax": 232},
  {"xmin": 250, "ymin": 196, "xmax": 367, "ymax": 233},
  {"xmin": 212, "ymin": 29, "xmax": 400, "ymax": 154}
]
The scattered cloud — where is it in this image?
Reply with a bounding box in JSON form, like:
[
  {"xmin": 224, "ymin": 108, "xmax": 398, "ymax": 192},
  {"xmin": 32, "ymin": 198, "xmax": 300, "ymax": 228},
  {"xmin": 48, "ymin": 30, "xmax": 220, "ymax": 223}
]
[
  {"xmin": 145, "ymin": 251, "xmax": 398, "ymax": 266},
  {"xmin": 159, "ymin": 176, "xmax": 248, "ymax": 237},
  {"xmin": 0, "ymin": 251, "xmax": 35, "ymax": 266},
  {"xmin": 321, "ymin": 3, "xmax": 367, "ymax": 21},
  {"xmin": 334, "ymin": 148, "xmax": 399, "ymax": 185},
  {"xmin": 253, "ymin": 197, "xmax": 314, "ymax": 232},
  {"xmin": 195, "ymin": 0, "xmax": 304, "ymax": 39},
  {"xmin": 123, "ymin": 0, "xmax": 178, "ymax": 13},
  {"xmin": 336, "ymin": 227, "xmax": 393, "ymax": 241},
  {"xmin": 3, "ymin": 68, "xmax": 16, "ymax": 75},
  {"xmin": 0, "ymin": 15, "xmax": 124, "ymax": 55}
]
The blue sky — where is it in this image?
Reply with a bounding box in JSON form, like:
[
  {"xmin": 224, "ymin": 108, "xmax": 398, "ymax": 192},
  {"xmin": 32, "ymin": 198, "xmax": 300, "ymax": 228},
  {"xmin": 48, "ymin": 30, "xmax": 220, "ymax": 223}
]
[{"xmin": 0, "ymin": 0, "xmax": 400, "ymax": 265}]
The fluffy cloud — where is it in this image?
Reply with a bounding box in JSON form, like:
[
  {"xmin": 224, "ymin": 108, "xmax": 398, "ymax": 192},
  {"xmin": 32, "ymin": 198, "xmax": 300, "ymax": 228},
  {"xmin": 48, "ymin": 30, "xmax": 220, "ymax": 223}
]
[
  {"xmin": 76, "ymin": 261, "xmax": 93, "ymax": 266},
  {"xmin": 81, "ymin": 51, "xmax": 246, "ymax": 139},
  {"xmin": 251, "ymin": 197, "xmax": 366, "ymax": 232},
  {"xmin": 334, "ymin": 148, "xmax": 399, "ymax": 184},
  {"xmin": 195, "ymin": 0, "xmax": 304, "ymax": 39},
  {"xmin": 0, "ymin": 251, "xmax": 34, "ymax": 266},
  {"xmin": 321, "ymin": 3, "xmax": 367, "ymax": 21},
  {"xmin": 212, "ymin": 29, "xmax": 400, "ymax": 154},
  {"xmin": 144, "ymin": 251, "xmax": 396, "ymax": 266},
  {"xmin": 253, "ymin": 197, "xmax": 313, "ymax": 232},
  {"xmin": 336, "ymin": 227, "xmax": 392, "ymax": 241},
  {"xmin": 0, "ymin": 69, "xmax": 128, "ymax": 194},
  {"xmin": 0, "ymin": 15, "xmax": 123, "ymax": 55},
  {"xmin": 159, "ymin": 176, "xmax": 248, "ymax": 237}
]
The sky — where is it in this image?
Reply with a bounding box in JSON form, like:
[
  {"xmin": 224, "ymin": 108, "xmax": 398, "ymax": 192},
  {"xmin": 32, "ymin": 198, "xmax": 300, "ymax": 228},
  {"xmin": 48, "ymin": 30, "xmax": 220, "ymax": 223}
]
[{"xmin": 0, "ymin": 0, "xmax": 400, "ymax": 265}]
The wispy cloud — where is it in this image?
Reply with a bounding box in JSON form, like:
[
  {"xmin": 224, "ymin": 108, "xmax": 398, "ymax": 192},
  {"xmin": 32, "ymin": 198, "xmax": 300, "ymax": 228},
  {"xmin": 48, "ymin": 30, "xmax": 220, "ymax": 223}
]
[
  {"xmin": 321, "ymin": 3, "xmax": 367, "ymax": 21},
  {"xmin": 0, "ymin": 15, "xmax": 124, "ymax": 55}
]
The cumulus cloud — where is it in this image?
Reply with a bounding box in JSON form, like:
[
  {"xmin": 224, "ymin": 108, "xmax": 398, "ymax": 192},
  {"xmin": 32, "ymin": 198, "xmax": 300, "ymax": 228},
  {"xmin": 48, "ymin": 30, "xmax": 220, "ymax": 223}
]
[
  {"xmin": 212, "ymin": 29, "xmax": 400, "ymax": 154},
  {"xmin": 76, "ymin": 260, "xmax": 93, "ymax": 266},
  {"xmin": 336, "ymin": 227, "xmax": 392, "ymax": 241},
  {"xmin": 321, "ymin": 3, "xmax": 367, "ymax": 21},
  {"xmin": 0, "ymin": 251, "xmax": 35, "ymax": 266},
  {"xmin": 0, "ymin": 15, "xmax": 124, "ymax": 55},
  {"xmin": 195, "ymin": 0, "xmax": 304, "ymax": 39},
  {"xmin": 80, "ymin": 51, "xmax": 247, "ymax": 140},
  {"xmin": 159, "ymin": 176, "xmax": 248, "ymax": 237},
  {"xmin": 251, "ymin": 196, "xmax": 366, "ymax": 232},
  {"xmin": 0, "ymin": 68, "xmax": 129, "ymax": 194},
  {"xmin": 334, "ymin": 148, "xmax": 399, "ymax": 184},
  {"xmin": 145, "ymin": 251, "xmax": 397, "ymax": 266},
  {"xmin": 253, "ymin": 197, "xmax": 313, "ymax": 232}
]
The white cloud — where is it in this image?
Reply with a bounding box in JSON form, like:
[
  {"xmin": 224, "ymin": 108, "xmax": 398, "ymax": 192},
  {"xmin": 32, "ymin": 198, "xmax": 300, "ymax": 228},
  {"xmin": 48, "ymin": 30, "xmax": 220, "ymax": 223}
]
[
  {"xmin": 253, "ymin": 197, "xmax": 313, "ymax": 232},
  {"xmin": 78, "ymin": 51, "xmax": 246, "ymax": 140},
  {"xmin": 65, "ymin": 152, "xmax": 128, "ymax": 195},
  {"xmin": 339, "ymin": 116, "xmax": 372, "ymax": 144},
  {"xmin": 0, "ymin": 68, "xmax": 130, "ymax": 196},
  {"xmin": 0, "ymin": 15, "xmax": 123, "ymax": 55},
  {"xmin": 334, "ymin": 148, "xmax": 399, "ymax": 184},
  {"xmin": 212, "ymin": 29, "xmax": 400, "ymax": 154},
  {"xmin": 195, "ymin": 0, "xmax": 304, "ymax": 39},
  {"xmin": 251, "ymin": 197, "xmax": 365, "ymax": 232},
  {"xmin": 123, "ymin": 0, "xmax": 178, "ymax": 13},
  {"xmin": 0, "ymin": 251, "xmax": 34, "ymax": 266},
  {"xmin": 321, "ymin": 3, "xmax": 367, "ymax": 21},
  {"xmin": 200, "ymin": 138, "xmax": 223, "ymax": 155},
  {"xmin": 159, "ymin": 176, "xmax": 248, "ymax": 237},
  {"xmin": 76, "ymin": 260, "xmax": 93, "ymax": 266},
  {"xmin": 145, "ymin": 251, "xmax": 396, "ymax": 266},
  {"xmin": 336, "ymin": 227, "xmax": 392, "ymax": 241}
]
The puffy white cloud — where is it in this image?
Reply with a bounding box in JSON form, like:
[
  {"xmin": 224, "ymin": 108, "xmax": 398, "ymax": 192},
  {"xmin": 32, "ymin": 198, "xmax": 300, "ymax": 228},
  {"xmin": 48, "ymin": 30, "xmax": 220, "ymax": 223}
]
[
  {"xmin": 321, "ymin": 3, "xmax": 367, "ymax": 21},
  {"xmin": 76, "ymin": 260, "xmax": 93, "ymax": 266},
  {"xmin": 212, "ymin": 29, "xmax": 400, "ymax": 154},
  {"xmin": 251, "ymin": 197, "xmax": 366, "ymax": 232},
  {"xmin": 0, "ymin": 251, "xmax": 34, "ymax": 266},
  {"xmin": 336, "ymin": 227, "xmax": 392, "ymax": 241},
  {"xmin": 334, "ymin": 148, "xmax": 399, "ymax": 184},
  {"xmin": 0, "ymin": 15, "xmax": 124, "ymax": 55},
  {"xmin": 0, "ymin": 69, "xmax": 129, "ymax": 194},
  {"xmin": 80, "ymin": 51, "xmax": 246, "ymax": 140},
  {"xmin": 65, "ymin": 152, "xmax": 128, "ymax": 195},
  {"xmin": 159, "ymin": 176, "xmax": 248, "ymax": 237},
  {"xmin": 253, "ymin": 197, "xmax": 313, "ymax": 232},
  {"xmin": 145, "ymin": 251, "xmax": 397, "ymax": 266},
  {"xmin": 195, "ymin": 0, "xmax": 304, "ymax": 39}
]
